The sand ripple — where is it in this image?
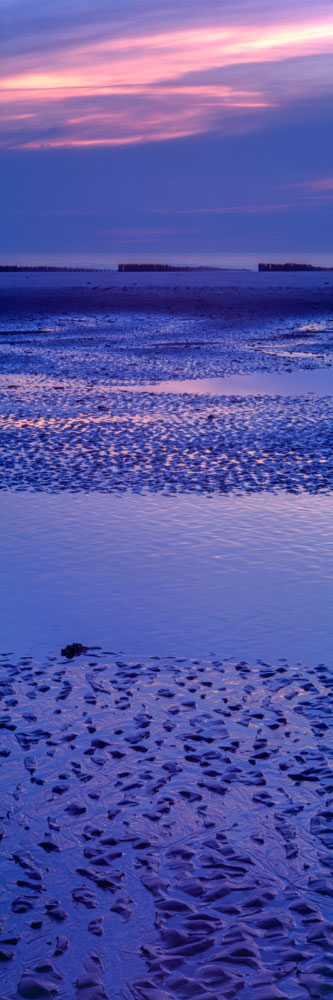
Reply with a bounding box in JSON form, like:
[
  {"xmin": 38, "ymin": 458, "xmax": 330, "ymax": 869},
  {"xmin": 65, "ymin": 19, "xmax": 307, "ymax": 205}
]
[{"xmin": 0, "ymin": 649, "xmax": 332, "ymax": 998}]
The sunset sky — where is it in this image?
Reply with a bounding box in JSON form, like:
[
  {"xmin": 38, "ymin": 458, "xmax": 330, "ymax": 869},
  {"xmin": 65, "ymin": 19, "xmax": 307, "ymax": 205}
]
[{"xmin": 1, "ymin": 0, "xmax": 332, "ymax": 265}]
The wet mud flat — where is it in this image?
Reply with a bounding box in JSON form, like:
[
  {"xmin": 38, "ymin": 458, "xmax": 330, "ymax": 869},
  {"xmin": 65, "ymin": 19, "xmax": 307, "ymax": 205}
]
[
  {"xmin": 0, "ymin": 649, "xmax": 332, "ymax": 1000},
  {"xmin": 0, "ymin": 302, "xmax": 333, "ymax": 495},
  {"xmin": 0, "ymin": 270, "xmax": 332, "ymax": 323},
  {"xmin": 1, "ymin": 381, "xmax": 332, "ymax": 494}
]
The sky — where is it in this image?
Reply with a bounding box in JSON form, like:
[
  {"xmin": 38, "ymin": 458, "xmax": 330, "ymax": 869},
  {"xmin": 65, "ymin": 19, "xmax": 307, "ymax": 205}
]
[{"xmin": 1, "ymin": 0, "xmax": 332, "ymax": 266}]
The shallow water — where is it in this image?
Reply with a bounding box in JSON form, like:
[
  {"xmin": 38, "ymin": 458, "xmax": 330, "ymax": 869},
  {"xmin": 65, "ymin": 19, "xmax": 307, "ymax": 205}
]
[
  {"xmin": 117, "ymin": 369, "xmax": 333, "ymax": 397},
  {"xmin": 1, "ymin": 492, "xmax": 332, "ymax": 665},
  {"xmin": 2, "ymin": 366, "xmax": 333, "ymax": 398}
]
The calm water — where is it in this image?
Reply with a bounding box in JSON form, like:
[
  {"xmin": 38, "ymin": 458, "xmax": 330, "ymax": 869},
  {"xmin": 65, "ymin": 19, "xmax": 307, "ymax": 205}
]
[
  {"xmin": 1, "ymin": 491, "xmax": 332, "ymax": 664},
  {"xmin": 119, "ymin": 369, "xmax": 333, "ymax": 396}
]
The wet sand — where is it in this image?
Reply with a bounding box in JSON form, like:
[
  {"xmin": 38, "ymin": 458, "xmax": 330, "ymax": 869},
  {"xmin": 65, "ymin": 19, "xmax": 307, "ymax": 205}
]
[
  {"xmin": 0, "ymin": 273, "xmax": 332, "ymax": 495},
  {"xmin": 1, "ymin": 269, "xmax": 332, "ymax": 321},
  {"xmin": 0, "ymin": 271, "xmax": 332, "ymax": 998},
  {"xmin": 0, "ymin": 649, "xmax": 332, "ymax": 999}
]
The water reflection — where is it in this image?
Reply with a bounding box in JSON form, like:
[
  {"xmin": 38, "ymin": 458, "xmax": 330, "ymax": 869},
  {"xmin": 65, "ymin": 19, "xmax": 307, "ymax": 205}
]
[
  {"xmin": 118, "ymin": 369, "xmax": 333, "ymax": 397},
  {"xmin": 1, "ymin": 368, "xmax": 332, "ymax": 398},
  {"xmin": 1, "ymin": 491, "xmax": 332, "ymax": 664}
]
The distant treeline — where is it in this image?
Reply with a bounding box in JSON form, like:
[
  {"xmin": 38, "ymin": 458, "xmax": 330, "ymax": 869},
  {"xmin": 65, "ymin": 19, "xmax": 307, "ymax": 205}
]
[
  {"xmin": 118, "ymin": 263, "xmax": 222, "ymax": 272},
  {"xmin": 0, "ymin": 265, "xmax": 102, "ymax": 272},
  {"xmin": 258, "ymin": 262, "xmax": 333, "ymax": 272}
]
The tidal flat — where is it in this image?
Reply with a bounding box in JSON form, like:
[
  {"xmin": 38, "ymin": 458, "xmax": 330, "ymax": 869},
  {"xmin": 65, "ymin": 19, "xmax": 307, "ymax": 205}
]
[{"xmin": 0, "ymin": 271, "xmax": 332, "ymax": 999}]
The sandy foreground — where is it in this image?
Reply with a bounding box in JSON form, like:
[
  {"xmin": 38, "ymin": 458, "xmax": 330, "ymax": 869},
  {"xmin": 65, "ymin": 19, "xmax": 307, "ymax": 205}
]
[{"xmin": 0, "ymin": 649, "xmax": 332, "ymax": 1000}]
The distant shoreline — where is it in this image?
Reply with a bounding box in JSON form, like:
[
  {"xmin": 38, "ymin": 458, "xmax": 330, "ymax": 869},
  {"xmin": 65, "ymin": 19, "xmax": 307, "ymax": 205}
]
[
  {"xmin": 258, "ymin": 262, "xmax": 333, "ymax": 272},
  {"xmin": 0, "ymin": 265, "xmax": 104, "ymax": 273},
  {"xmin": 0, "ymin": 264, "xmax": 245, "ymax": 273},
  {"xmin": 1, "ymin": 261, "xmax": 332, "ymax": 274},
  {"xmin": 118, "ymin": 263, "xmax": 233, "ymax": 272}
]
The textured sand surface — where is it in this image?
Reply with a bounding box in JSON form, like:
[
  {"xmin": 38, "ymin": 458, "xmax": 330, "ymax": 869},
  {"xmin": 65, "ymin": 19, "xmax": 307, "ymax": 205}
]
[
  {"xmin": 0, "ymin": 274, "xmax": 332, "ymax": 495},
  {"xmin": 0, "ymin": 649, "xmax": 332, "ymax": 999}
]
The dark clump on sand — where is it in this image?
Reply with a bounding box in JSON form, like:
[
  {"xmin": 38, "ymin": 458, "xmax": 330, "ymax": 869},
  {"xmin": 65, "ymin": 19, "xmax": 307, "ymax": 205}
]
[
  {"xmin": 0, "ymin": 647, "xmax": 332, "ymax": 998},
  {"xmin": 61, "ymin": 643, "xmax": 89, "ymax": 660}
]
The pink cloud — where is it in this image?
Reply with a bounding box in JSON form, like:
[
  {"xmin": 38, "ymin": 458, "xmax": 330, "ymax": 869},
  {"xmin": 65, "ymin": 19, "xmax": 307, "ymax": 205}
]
[
  {"xmin": 155, "ymin": 203, "xmax": 297, "ymax": 215},
  {"xmin": 294, "ymin": 178, "xmax": 333, "ymax": 192},
  {"xmin": 3, "ymin": 20, "xmax": 333, "ymax": 91},
  {"xmin": 1, "ymin": 16, "xmax": 333, "ymax": 148}
]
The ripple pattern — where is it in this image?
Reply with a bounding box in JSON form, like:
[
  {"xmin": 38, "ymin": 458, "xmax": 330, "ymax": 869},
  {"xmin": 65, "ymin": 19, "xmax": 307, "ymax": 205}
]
[
  {"xmin": 0, "ymin": 379, "xmax": 333, "ymax": 493},
  {"xmin": 0, "ymin": 650, "xmax": 332, "ymax": 998}
]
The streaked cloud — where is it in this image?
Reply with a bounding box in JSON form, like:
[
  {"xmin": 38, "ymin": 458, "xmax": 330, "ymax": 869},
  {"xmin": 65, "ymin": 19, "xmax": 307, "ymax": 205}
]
[
  {"xmin": 3, "ymin": 20, "xmax": 333, "ymax": 91},
  {"xmin": 1, "ymin": 0, "xmax": 332, "ymax": 265},
  {"xmin": 156, "ymin": 203, "xmax": 297, "ymax": 215},
  {"xmin": 1, "ymin": 12, "xmax": 333, "ymax": 148},
  {"xmin": 294, "ymin": 178, "xmax": 333, "ymax": 193}
]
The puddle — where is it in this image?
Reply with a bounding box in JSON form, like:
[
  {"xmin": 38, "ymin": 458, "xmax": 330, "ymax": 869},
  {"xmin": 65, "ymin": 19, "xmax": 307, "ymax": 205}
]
[
  {"xmin": 2, "ymin": 367, "xmax": 332, "ymax": 399},
  {"xmin": 120, "ymin": 369, "xmax": 333, "ymax": 397},
  {"xmin": 1, "ymin": 491, "xmax": 332, "ymax": 664}
]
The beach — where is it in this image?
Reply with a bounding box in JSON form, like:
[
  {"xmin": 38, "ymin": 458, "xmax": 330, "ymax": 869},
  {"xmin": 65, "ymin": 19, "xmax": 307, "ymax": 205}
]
[
  {"xmin": 0, "ymin": 271, "xmax": 332, "ymax": 497},
  {"xmin": 0, "ymin": 271, "xmax": 332, "ymax": 999},
  {"xmin": 1, "ymin": 268, "xmax": 333, "ymax": 322}
]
